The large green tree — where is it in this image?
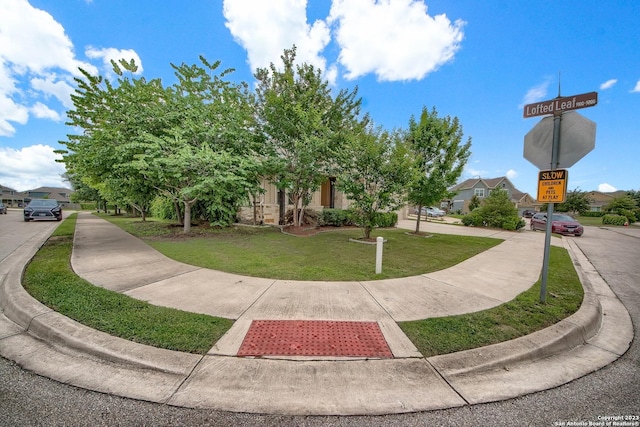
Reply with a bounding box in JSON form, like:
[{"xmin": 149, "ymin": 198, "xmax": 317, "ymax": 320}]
[
  {"xmin": 60, "ymin": 60, "xmax": 166, "ymax": 220},
  {"xmin": 254, "ymin": 46, "xmax": 366, "ymax": 227},
  {"xmin": 605, "ymin": 194, "xmax": 639, "ymax": 222},
  {"xmin": 555, "ymin": 188, "xmax": 592, "ymax": 216},
  {"xmin": 406, "ymin": 106, "xmax": 471, "ymax": 233},
  {"xmin": 130, "ymin": 58, "xmax": 263, "ymax": 232},
  {"xmin": 60, "ymin": 58, "xmax": 263, "ymax": 232},
  {"xmin": 336, "ymin": 126, "xmax": 412, "ymax": 239}
]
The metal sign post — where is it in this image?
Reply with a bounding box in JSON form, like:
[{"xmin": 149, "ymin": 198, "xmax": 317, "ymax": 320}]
[
  {"xmin": 523, "ymin": 90, "xmax": 597, "ymax": 303},
  {"xmin": 539, "ymin": 113, "xmax": 562, "ymax": 303}
]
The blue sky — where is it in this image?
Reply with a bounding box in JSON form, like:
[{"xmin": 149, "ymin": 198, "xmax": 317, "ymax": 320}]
[{"xmin": 1, "ymin": 0, "xmax": 638, "ymax": 197}]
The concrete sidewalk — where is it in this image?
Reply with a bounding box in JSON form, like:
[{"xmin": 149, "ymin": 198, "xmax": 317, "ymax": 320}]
[{"xmin": 0, "ymin": 213, "xmax": 633, "ymax": 415}]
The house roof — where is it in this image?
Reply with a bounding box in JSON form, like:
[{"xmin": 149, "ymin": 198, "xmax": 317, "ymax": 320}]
[
  {"xmin": 449, "ymin": 176, "xmax": 538, "ymax": 204},
  {"xmin": 25, "ymin": 187, "xmax": 74, "ymax": 202},
  {"xmin": 450, "ymin": 176, "xmax": 512, "ymax": 192}
]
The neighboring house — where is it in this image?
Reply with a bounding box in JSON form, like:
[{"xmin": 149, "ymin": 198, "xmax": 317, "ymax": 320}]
[
  {"xmin": 24, "ymin": 187, "xmax": 74, "ymax": 206},
  {"xmin": 585, "ymin": 190, "xmax": 627, "ymax": 212},
  {"xmin": 0, "ymin": 185, "xmax": 26, "ymax": 207},
  {"xmin": 447, "ymin": 176, "xmax": 538, "ymax": 215}
]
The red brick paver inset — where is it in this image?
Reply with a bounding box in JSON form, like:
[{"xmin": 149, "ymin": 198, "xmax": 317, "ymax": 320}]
[{"xmin": 237, "ymin": 320, "xmax": 393, "ymax": 358}]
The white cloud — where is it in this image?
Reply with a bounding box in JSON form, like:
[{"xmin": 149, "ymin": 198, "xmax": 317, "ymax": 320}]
[
  {"xmin": 0, "ymin": 0, "xmax": 96, "ymax": 76},
  {"xmin": 85, "ymin": 47, "xmax": 144, "ymax": 76},
  {"xmin": 631, "ymin": 80, "xmax": 640, "ymax": 93},
  {"xmin": 521, "ymin": 79, "xmax": 552, "ymax": 107},
  {"xmin": 30, "ymin": 75, "xmax": 75, "ymax": 108},
  {"xmin": 465, "ymin": 167, "xmax": 488, "ymax": 179},
  {"xmin": 0, "ymin": 94, "xmax": 29, "ymax": 136},
  {"xmin": 598, "ymin": 183, "xmax": 617, "ymax": 192},
  {"xmin": 506, "ymin": 169, "xmax": 518, "ymax": 180},
  {"xmin": 0, "ymin": 0, "xmax": 141, "ymax": 138},
  {"xmin": 328, "ymin": 0, "xmax": 465, "ymax": 81},
  {"xmin": 30, "ymin": 102, "xmax": 61, "ymax": 121},
  {"xmin": 600, "ymin": 79, "xmax": 617, "ymax": 90},
  {"xmin": 223, "ymin": 0, "xmax": 464, "ymax": 84},
  {"xmin": 0, "ymin": 144, "xmax": 67, "ymax": 191},
  {"xmin": 223, "ymin": 0, "xmax": 332, "ymax": 80}
]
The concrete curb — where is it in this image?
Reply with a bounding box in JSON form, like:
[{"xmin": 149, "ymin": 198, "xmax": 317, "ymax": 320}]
[
  {"xmin": 0, "ymin": 226, "xmax": 201, "ymax": 377},
  {"xmin": 428, "ymin": 247, "xmax": 603, "ymax": 376},
  {"xmin": 0, "ymin": 218, "xmax": 633, "ymax": 415}
]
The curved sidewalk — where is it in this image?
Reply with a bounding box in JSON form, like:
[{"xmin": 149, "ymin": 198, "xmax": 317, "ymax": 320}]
[{"xmin": 0, "ymin": 213, "xmax": 632, "ymax": 415}]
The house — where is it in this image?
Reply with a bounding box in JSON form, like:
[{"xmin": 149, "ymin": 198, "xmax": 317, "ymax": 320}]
[
  {"xmin": 585, "ymin": 190, "xmax": 627, "ymax": 212},
  {"xmin": 237, "ymin": 178, "xmax": 351, "ymax": 225},
  {"xmin": 23, "ymin": 187, "xmax": 74, "ymax": 206},
  {"xmin": 0, "ymin": 185, "xmax": 26, "ymax": 207},
  {"xmin": 447, "ymin": 176, "xmax": 538, "ymax": 215}
]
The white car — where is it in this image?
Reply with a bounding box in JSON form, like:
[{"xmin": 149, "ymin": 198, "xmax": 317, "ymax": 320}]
[
  {"xmin": 429, "ymin": 207, "xmax": 446, "ymax": 217},
  {"xmin": 414, "ymin": 206, "xmax": 445, "ymax": 217}
]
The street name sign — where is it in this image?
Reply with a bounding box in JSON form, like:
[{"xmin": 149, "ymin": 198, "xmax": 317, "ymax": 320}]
[
  {"xmin": 537, "ymin": 169, "xmax": 568, "ymax": 203},
  {"xmin": 523, "ymin": 91, "xmax": 598, "ymax": 118}
]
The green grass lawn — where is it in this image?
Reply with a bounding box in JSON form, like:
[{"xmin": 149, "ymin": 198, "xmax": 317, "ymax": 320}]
[
  {"xmin": 22, "ymin": 213, "xmax": 584, "ymax": 357},
  {"xmin": 399, "ymin": 246, "xmax": 583, "ymax": 356},
  {"xmin": 23, "ymin": 214, "xmax": 232, "ymax": 354},
  {"xmin": 98, "ymin": 213, "xmax": 503, "ymax": 281}
]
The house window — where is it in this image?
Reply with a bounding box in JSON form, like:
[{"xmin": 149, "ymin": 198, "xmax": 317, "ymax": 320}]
[{"xmin": 474, "ymin": 188, "xmax": 485, "ymax": 197}]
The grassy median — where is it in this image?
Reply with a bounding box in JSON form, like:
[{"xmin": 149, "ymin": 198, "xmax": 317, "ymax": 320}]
[
  {"xmin": 22, "ymin": 214, "xmax": 232, "ymax": 354},
  {"xmin": 399, "ymin": 246, "xmax": 583, "ymax": 356},
  {"xmin": 22, "ymin": 213, "xmax": 583, "ymax": 356}
]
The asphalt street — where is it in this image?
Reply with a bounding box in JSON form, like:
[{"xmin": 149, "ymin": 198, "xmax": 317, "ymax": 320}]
[{"xmin": 0, "ymin": 209, "xmax": 638, "ymax": 426}]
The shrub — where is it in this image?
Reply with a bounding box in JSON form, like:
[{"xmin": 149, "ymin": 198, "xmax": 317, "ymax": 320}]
[
  {"xmin": 318, "ymin": 208, "xmax": 353, "ymax": 226},
  {"xmin": 461, "ymin": 190, "xmax": 523, "ymax": 231},
  {"xmin": 374, "ymin": 211, "xmax": 398, "ymax": 228},
  {"xmin": 602, "ymin": 214, "xmax": 627, "ymax": 226},
  {"xmin": 462, "ymin": 211, "xmax": 483, "ymax": 226},
  {"xmin": 501, "ymin": 216, "xmax": 526, "ymax": 231},
  {"xmin": 80, "ymin": 203, "xmax": 98, "ymax": 210},
  {"xmin": 620, "ymin": 209, "xmax": 637, "ymax": 223},
  {"xmin": 150, "ymin": 196, "xmax": 177, "ymax": 220}
]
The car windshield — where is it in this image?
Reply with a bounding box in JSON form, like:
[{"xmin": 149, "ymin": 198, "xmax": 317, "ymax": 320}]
[
  {"xmin": 552, "ymin": 214, "xmax": 575, "ymax": 221},
  {"xmin": 28, "ymin": 200, "xmax": 58, "ymax": 207}
]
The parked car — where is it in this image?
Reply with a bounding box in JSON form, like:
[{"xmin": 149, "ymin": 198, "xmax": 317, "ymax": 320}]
[
  {"xmin": 413, "ymin": 206, "xmax": 445, "ymax": 217},
  {"xmin": 23, "ymin": 199, "xmax": 62, "ymax": 221},
  {"xmin": 0, "ymin": 202, "xmax": 6, "ymax": 214},
  {"xmin": 522, "ymin": 209, "xmax": 536, "ymax": 218},
  {"xmin": 430, "ymin": 207, "xmax": 446, "ymax": 216},
  {"xmin": 530, "ymin": 213, "xmax": 583, "ymax": 236}
]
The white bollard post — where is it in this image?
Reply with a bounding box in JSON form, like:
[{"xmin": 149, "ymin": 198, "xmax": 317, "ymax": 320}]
[{"xmin": 375, "ymin": 236, "xmax": 384, "ymax": 274}]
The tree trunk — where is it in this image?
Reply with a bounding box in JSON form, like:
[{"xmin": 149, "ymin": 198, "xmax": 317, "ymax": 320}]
[
  {"xmin": 291, "ymin": 194, "xmax": 301, "ymax": 226},
  {"xmin": 183, "ymin": 201, "xmax": 192, "ymax": 233},
  {"xmin": 251, "ymin": 193, "xmax": 258, "ymax": 225},
  {"xmin": 174, "ymin": 201, "xmax": 183, "ymax": 225},
  {"xmin": 415, "ymin": 204, "xmax": 423, "ymax": 233},
  {"xmin": 364, "ymin": 225, "xmax": 372, "ymax": 240}
]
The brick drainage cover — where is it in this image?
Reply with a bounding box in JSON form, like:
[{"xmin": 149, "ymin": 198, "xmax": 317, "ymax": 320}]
[{"xmin": 237, "ymin": 320, "xmax": 393, "ymax": 358}]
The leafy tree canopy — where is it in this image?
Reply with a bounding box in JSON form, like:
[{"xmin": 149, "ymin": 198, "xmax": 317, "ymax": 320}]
[
  {"xmin": 336, "ymin": 126, "xmax": 412, "ymax": 239},
  {"xmin": 406, "ymin": 106, "xmax": 471, "ymax": 233},
  {"xmin": 555, "ymin": 188, "xmax": 592, "ymax": 216},
  {"xmin": 254, "ymin": 46, "xmax": 367, "ymax": 226}
]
